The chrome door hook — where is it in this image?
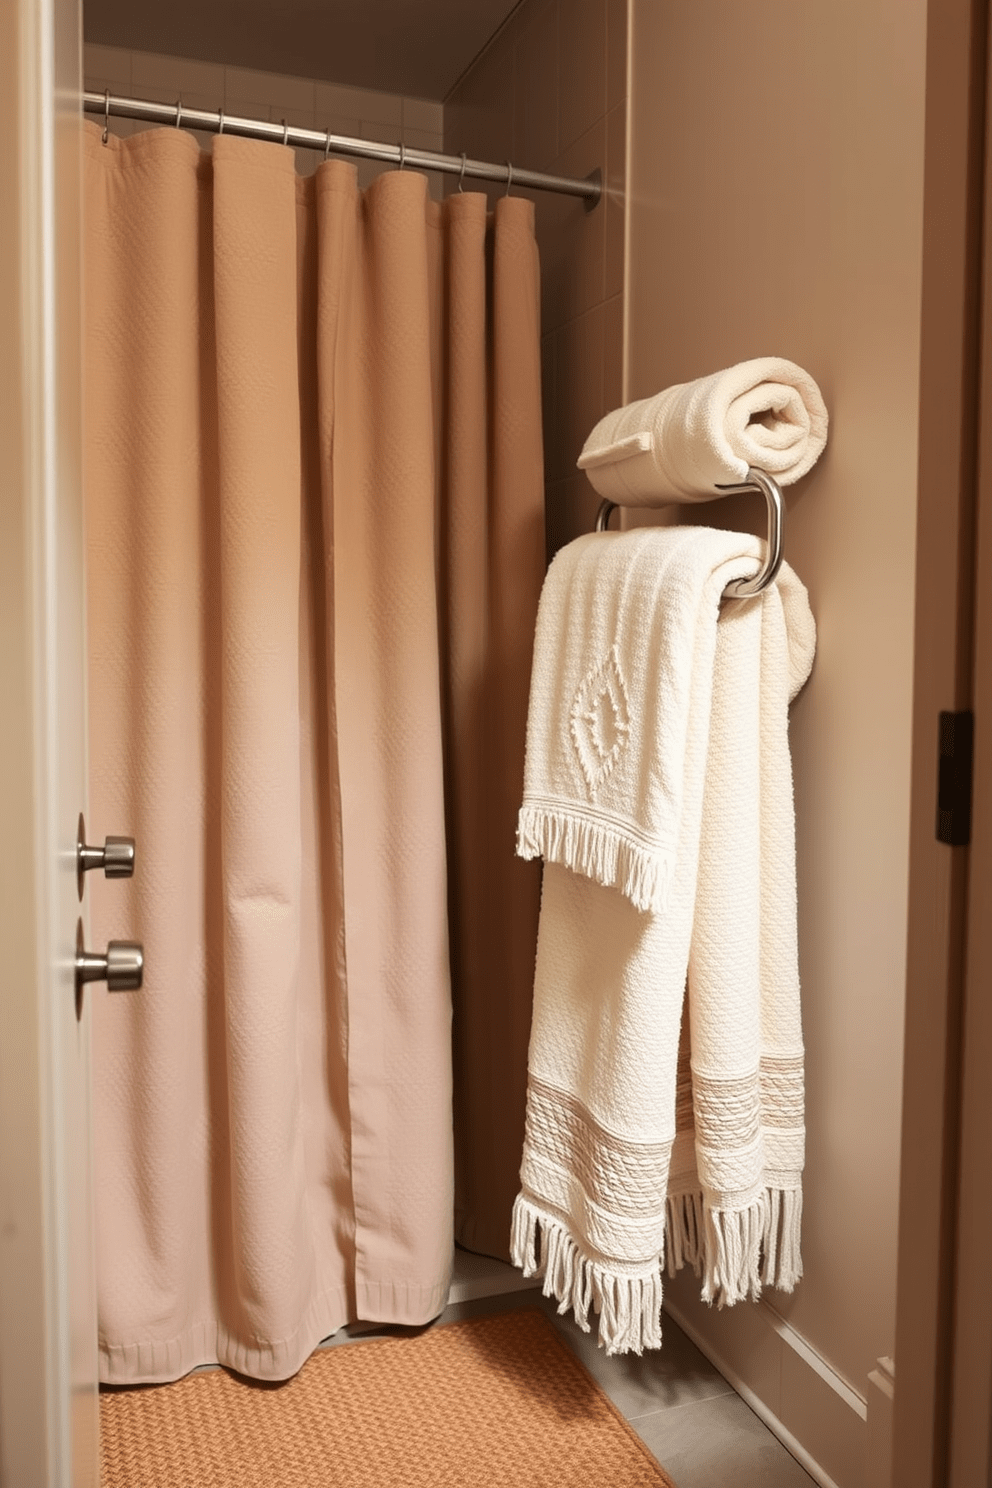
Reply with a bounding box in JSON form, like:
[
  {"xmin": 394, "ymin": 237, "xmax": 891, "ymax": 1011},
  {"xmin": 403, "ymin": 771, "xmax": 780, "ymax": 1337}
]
[
  {"xmin": 75, "ymin": 920, "xmax": 143, "ymax": 1018},
  {"xmin": 77, "ymin": 813, "xmax": 135, "ymax": 899}
]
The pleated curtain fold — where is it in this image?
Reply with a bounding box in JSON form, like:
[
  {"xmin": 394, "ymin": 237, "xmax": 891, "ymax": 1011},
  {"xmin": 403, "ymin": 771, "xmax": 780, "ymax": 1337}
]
[{"xmin": 83, "ymin": 123, "xmax": 543, "ymax": 1385}]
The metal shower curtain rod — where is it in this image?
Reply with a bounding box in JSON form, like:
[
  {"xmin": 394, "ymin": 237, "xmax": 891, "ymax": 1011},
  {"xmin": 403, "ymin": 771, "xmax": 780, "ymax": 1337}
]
[{"xmin": 83, "ymin": 91, "xmax": 603, "ymax": 205}]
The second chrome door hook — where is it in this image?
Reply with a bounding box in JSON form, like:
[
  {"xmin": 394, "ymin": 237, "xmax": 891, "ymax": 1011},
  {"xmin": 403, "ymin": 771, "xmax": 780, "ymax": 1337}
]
[{"xmin": 75, "ymin": 919, "xmax": 143, "ymax": 1019}]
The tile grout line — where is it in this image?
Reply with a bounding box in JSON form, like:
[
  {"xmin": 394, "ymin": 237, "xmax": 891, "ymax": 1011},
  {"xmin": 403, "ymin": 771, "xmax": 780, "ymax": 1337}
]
[{"xmin": 621, "ymin": 1385, "xmax": 739, "ymax": 1426}]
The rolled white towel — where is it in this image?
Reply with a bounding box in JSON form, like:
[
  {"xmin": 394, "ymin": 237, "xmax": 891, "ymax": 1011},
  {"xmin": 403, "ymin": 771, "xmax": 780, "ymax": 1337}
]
[{"xmin": 577, "ymin": 357, "xmax": 828, "ymax": 505}]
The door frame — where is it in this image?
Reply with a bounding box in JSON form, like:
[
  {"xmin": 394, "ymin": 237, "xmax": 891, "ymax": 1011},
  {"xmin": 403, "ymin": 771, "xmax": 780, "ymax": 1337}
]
[
  {"xmin": 946, "ymin": 0, "xmax": 992, "ymax": 1474},
  {"xmin": 0, "ymin": 0, "xmax": 95, "ymax": 1481},
  {"xmin": 892, "ymin": 0, "xmax": 991, "ymax": 1483}
]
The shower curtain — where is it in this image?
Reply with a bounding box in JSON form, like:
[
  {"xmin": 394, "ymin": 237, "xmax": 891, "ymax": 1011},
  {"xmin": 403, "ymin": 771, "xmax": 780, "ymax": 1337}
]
[{"xmin": 83, "ymin": 122, "xmax": 543, "ymax": 1385}]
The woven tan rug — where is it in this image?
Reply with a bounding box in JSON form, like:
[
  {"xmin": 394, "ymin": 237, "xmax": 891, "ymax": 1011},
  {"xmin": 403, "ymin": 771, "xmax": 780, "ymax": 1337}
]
[{"xmin": 100, "ymin": 1307, "xmax": 676, "ymax": 1487}]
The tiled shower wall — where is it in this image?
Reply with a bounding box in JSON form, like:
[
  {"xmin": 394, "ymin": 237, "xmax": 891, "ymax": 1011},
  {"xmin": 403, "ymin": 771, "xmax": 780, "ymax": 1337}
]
[
  {"xmin": 83, "ymin": 44, "xmax": 445, "ymax": 194},
  {"xmin": 444, "ymin": 0, "xmax": 627, "ymax": 556}
]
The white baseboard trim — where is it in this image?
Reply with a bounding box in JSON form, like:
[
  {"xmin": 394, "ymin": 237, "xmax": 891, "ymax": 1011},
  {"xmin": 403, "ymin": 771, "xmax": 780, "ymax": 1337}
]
[
  {"xmin": 865, "ymin": 1357, "xmax": 894, "ymax": 1488},
  {"xmin": 761, "ymin": 1298, "xmax": 868, "ymax": 1420},
  {"xmin": 662, "ymin": 1277, "xmax": 868, "ymax": 1488}
]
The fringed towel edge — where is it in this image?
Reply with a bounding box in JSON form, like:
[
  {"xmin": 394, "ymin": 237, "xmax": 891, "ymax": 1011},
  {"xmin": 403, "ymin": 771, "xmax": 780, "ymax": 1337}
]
[
  {"xmin": 510, "ymin": 1185, "xmax": 803, "ymax": 1354},
  {"xmin": 516, "ymin": 805, "xmax": 673, "ymax": 914},
  {"xmin": 669, "ymin": 1184, "xmax": 803, "ymax": 1308},
  {"xmin": 510, "ymin": 1195, "xmax": 664, "ymax": 1356}
]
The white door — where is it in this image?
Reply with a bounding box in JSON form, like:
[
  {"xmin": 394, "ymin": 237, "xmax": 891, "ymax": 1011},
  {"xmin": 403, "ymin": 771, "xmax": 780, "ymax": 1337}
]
[{"xmin": 0, "ymin": 0, "xmax": 99, "ymax": 1481}]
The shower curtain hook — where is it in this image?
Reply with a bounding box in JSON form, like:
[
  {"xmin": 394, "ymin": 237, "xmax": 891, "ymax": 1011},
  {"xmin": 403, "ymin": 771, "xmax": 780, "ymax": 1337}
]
[
  {"xmin": 458, "ymin": 152, "xmax": 467, "ymax": 192},
  {"xmin": 102, "ymin": 88, "xmax": 110, "ymax": 144},
  {"xmin": 397, "ymin": 141, "xmax": 406, "ymax": 171},
  {"xmin": 282, "ymin": 119, "xmax": 289, "ymax": 147},
  {"xmin": 505, "ymin": 160, "xmax": 514, "ymax": 196},
  {"xmin": 325, "ymin": 127, "xmax": 332, "ymax": 159},
  {"xmin": 217, "ymin": 106, "xmax": 225, "ymax": 135},
  {"xmin": 175, "ymin": 97, "xmax": 183, "ymax": 129}
]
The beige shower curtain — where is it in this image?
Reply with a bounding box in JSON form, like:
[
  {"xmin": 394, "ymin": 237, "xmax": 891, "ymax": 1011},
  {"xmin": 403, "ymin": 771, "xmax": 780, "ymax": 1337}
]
[{"xmin": 83, "ymin": 123, "xmax": 543, "ymax": 1385}]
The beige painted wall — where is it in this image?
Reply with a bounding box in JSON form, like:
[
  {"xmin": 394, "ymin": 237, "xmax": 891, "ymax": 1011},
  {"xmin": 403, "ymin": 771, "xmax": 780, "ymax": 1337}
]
[{"xmin": 626, "ymin": 0, "xmax": 925, "ymax": 1404}]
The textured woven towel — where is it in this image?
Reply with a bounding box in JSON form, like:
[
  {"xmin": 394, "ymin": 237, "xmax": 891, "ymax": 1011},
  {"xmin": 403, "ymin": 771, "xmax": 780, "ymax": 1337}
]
[
  {"xmin": 512, "ymin": 526, "xmax": 816, "ymax": 1354},
  {"xmin": 576, "ymin": 358, "xmax": 828, "ymax": 505}
]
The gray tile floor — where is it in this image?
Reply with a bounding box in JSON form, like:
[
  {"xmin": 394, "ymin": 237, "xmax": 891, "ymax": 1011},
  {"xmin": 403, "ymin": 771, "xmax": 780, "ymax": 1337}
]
[{"xmin": 322, "ymin": 1250, "xmax": 818, "ymax": 1488}]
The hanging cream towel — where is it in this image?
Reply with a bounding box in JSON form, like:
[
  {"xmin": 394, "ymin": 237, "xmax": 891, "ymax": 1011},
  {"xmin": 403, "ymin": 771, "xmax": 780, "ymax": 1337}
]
[
  {"xmin": 512, "ymin": 526, "xmax": 816, "ymax": 1354},
  {"xmin": 576, "ymin": 358, "xmax": 828, "ymax": 505}
]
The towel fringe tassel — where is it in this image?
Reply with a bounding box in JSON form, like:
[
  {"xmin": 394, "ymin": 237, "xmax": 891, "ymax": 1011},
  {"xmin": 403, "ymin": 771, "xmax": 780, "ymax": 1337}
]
[
  {"xmin": 664, "ymin": 1185, "xmax": 803, "ymax": 1307},
  {"xmin": 760, "ymin": 1185, "xmax": 803, "ymax": 1294},
  {"xmin": 664, "ymin": 1190, "xmax": 706, "ymax": 1279},
  {"xmin": 511, "ymin": 1185, "xmax": 803, "ymax": 1353},
  {"xmin": 516, "ymin": 807, "xmax": 672, "ymax": 915},
  {"xmin": 510, "ymin": 1196, "xmax": 664, "ymax": 1356}
]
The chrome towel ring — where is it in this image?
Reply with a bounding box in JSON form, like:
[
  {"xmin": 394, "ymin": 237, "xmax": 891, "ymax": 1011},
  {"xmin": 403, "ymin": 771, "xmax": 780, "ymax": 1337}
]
[{"xmin": 594, "ymin": 466, "xmax": 785, "ymax": 599}]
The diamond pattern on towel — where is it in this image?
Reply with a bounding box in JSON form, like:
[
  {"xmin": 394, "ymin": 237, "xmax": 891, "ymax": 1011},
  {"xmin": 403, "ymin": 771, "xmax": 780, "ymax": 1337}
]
[{"xmin": 570, "ymin": 644, "xmax": 631, "ymax": 798}]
